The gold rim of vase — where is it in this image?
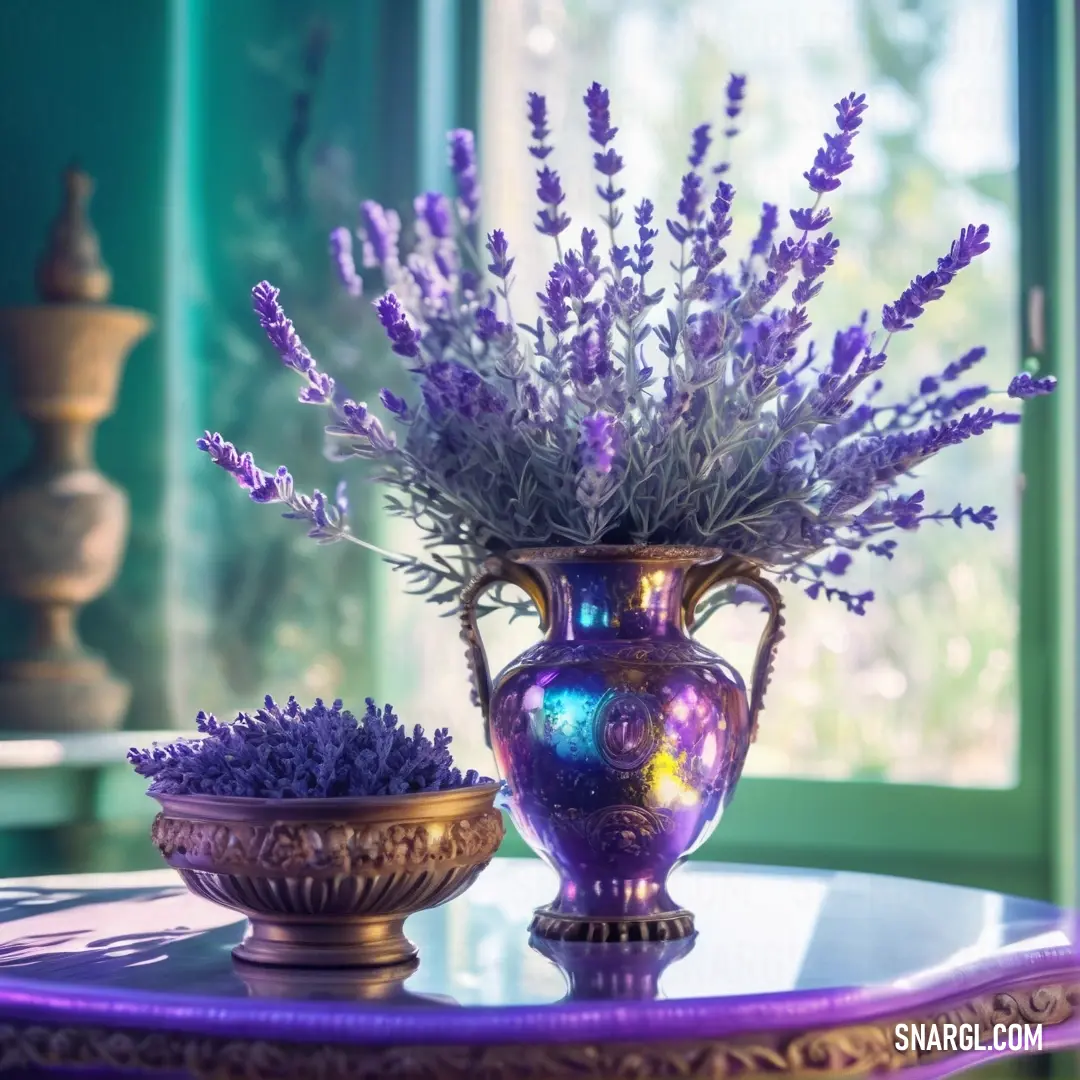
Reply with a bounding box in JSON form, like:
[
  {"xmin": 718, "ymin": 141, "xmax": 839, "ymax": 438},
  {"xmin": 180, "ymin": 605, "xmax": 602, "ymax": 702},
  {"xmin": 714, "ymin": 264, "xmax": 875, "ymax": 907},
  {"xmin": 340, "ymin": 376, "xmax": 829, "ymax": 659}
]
[{"xmin": 504, "ymin": 544, "xmax": 766, "ymax": 565}]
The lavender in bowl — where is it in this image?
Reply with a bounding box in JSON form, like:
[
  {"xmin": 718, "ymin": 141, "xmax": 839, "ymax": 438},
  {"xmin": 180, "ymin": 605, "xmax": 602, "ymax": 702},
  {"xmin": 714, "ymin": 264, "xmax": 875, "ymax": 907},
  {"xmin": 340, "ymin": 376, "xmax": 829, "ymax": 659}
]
[{"xmin": 129, "ymin": 697, "xmax": 504, "ymax": 968}]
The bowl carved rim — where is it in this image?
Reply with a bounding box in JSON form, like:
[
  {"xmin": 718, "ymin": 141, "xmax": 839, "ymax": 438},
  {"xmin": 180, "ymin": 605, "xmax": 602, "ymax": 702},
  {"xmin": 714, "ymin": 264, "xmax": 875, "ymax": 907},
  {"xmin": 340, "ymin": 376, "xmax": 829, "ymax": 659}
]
[
  {"xmin": 150, "ymin": 783, "xmax": 506, "ymax": 879},
  {"xmin": 150, "ymin": 780, "xmax": 502, "ymax": 825}
]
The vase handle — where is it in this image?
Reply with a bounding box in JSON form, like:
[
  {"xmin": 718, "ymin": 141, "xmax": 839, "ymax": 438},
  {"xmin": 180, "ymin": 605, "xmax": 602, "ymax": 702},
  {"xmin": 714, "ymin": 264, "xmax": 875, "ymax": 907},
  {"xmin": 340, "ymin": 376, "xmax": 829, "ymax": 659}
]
[
  {"xmin": 459, "ymin": 555, "xmax": 549, "ymax": 748},
  {"xmin": 683, "ymin": 559, "xmax": 786, "ymax": 741}
]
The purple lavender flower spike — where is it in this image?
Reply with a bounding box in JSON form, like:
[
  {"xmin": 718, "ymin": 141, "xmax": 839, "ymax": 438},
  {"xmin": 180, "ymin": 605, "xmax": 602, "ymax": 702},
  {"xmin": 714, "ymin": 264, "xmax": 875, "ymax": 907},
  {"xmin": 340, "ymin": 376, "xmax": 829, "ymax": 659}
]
[
  {"xmin": 580, "ymin": 228, "xmax": 601, "ymax": 276},
  {"xmin": 677, "ymin": 173, "xmax": 705, "ymax": 223},
  {"xmin": 882, "ymin": 224, "xmax": 990, "ymax": 333},
  {"xmin": 336, "ymin": 400, "xmax": 397, "ymax": 452},
  {"xmin": 252, "ymin": 282, "xmax": 313, "ymax": 373},
  {"xmin": 804, "ymin": 91, "xmax": 867, "ymax": 194},
  {"xmin": 196, "ymin": 431, "xmax": 249, "ymax": 484},
  {"xmin": 942, "ymin": 346, "xmax": 986, "ymax": 381},
  {"xmin": 802, "ymin": 580, "xmax": 874, "ymax": 615},
  {"xmin": 197, "ymin": 433, "xmax": 282, "ymax": 504},
  {"xmin": 579, "ymin": 411, "xmax": 621, "ymax": 474},
  {"xmin": 375, "ymin": 292, "xmax": 422, "ymax": 359},
  {"xmin": 251, "ymin": 282, "xmax": 337, "ymax": 404},
  {"xmin": 448, "ymin": 129, "xmax": 481, "ymax": 223},
  {"xmin": 584, "ymin": 82, "xmax": 618, "ymax": 145},
  {"xmin": 527, "ymin": 92, "xmax": 552, "ymax": 158},
  {"xmin": 723, "ymin": 74, "xmax": 747, "ymax": 136},
  {"xmin": 688, "ymin": 123, "xmax": 712, "ymax": 168},
  {"xmin": 690, "ymin": 181, "xmax": 735, "ymax": 282},
  {"xmin": 633, "ymin": 199, "xmax": 658, "ymax": 281},
  {"xmin": 792, "ymin": 232, "xmax": 840, "ymax": 304},
  {"xmin": 414, "ymin": 192, "xmax": 453, "ymax": 241},
  {"xmin": 581, "ymin": 85, "xmax": 627, "ymax": 228},
  {"xmin": 535, "ymin": 166, "xmax": 571, "ymax": 238},
  {"xmin": 790, "ymin": 206, "xmax": 833, "ymax": 232},
  {"xmin": 668, "ymin": 172, "xmax": 706, "ymax": 243},
  {"xmin": 358, "ymin": 200, "xmax": 401, "ymax": 270},
  {"xmin": 938, "ymin": 223, "xmax": 991, "ymax": 277},
  {"xmin": 379, "ymin": 388, "xmax": 411, "ymax": 420},
  {"xmin": 750, "ymin": 203, "xmax": 779, "ymax": 257},
  {"xmin": 712, "ymin": 74, "xmax": 748, "ymax": 175},
  {"xmin": 1007, "ymin": 371, "xmax": 1057, "ymax": 398},
  {"xmin": 475, "ymin": 306, "xmax": 509, "ymax": 342},
  {"xmin": 946, "ymin": 503, "xmax": 998, "ymax": 529},
  {"xmin": 329, "ymin": 227, "xmax": 362, "ymax": 297},
  {"xmin": 537, "ymin": 267, "xmax": 572, "ymax": 334},
  {"xmin": 830, "ymin": 314, "xmax": 870, "ymax": 377},
  {"xmin": 486, "ymin": 229, "xmax": 515, "ymax": 280},
  {"xmin": 421, "ymin": 359, "xmax": 507, "ymax": 420}
]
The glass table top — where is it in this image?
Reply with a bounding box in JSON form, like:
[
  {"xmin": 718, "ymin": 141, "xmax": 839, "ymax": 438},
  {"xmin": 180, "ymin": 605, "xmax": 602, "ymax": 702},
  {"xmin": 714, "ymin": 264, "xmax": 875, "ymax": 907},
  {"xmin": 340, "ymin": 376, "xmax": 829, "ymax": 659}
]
[{"xmin": 0, "ymin": 859, "xmax": 1073, "ymax": 1007}]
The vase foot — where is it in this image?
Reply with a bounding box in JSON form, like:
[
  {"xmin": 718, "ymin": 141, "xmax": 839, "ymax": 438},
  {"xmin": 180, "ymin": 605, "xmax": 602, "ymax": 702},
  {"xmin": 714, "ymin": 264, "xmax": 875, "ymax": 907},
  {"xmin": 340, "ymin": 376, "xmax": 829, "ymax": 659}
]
[
  {"xmin": 529, "ymin": 906, "xmax": 695, "ymax": 943},
  {"xmin": 232, "ymin": 916, "xmax": 417, "ymax": 968}
]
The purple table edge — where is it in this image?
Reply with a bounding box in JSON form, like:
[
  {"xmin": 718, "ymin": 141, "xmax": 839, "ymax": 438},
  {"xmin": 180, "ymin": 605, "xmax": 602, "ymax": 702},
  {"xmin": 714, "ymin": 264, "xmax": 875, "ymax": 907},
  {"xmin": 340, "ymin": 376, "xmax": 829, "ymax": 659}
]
[{"xmin": 0, "ymin": 860, "xmax": 1077, "ymax": 1079}]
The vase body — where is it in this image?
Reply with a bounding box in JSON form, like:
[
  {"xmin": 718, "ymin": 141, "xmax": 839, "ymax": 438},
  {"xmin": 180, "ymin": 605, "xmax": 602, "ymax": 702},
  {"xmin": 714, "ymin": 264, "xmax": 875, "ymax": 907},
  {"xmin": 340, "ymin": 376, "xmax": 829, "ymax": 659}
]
[{"xmin": 461, "ymin": 546, "xmax": 784, "ymax": 941}]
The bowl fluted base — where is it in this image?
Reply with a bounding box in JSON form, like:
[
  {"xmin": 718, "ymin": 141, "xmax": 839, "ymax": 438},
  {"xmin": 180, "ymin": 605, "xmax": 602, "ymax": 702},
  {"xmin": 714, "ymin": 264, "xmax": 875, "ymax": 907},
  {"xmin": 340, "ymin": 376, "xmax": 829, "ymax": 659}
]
[
  {"xmin": 529, "ymin": 906, "xmax": 695, "ymax": 943},
  {"xmin": 233, "ymin": 916, "xmax": 416, "ymax": 968}
]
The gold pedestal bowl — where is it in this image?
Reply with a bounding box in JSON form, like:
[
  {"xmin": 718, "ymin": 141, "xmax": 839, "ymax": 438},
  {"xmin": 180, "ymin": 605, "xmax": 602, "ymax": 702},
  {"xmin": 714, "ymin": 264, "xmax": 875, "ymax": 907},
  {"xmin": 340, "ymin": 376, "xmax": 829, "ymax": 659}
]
[{"xmin": 150, "ymin": 782, "xmax": 504, "ymax": 968}]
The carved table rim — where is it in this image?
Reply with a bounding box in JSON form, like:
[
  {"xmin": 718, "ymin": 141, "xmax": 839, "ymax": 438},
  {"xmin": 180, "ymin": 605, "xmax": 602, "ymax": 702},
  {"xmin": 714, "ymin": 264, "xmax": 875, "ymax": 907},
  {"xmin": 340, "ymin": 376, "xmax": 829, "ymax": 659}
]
[{"xmin": 1, "ymin": 974, "xmax": 1078, "ymax": 1078}]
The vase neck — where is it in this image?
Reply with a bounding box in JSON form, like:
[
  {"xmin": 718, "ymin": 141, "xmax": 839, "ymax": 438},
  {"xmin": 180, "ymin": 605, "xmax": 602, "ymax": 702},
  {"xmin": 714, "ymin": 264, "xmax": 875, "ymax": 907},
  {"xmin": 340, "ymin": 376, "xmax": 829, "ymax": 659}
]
[{"xmin": 529, "ymin": 558, "xmax": 693, "ymax": 642}]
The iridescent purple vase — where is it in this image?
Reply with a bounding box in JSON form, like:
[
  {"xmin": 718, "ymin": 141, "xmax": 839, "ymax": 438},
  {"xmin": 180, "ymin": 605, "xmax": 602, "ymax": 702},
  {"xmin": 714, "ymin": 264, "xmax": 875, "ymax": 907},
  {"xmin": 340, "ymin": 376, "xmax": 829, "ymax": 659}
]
[{"xmin": 460, "ymin": 546, "xmax": 784, "ymax": 942}]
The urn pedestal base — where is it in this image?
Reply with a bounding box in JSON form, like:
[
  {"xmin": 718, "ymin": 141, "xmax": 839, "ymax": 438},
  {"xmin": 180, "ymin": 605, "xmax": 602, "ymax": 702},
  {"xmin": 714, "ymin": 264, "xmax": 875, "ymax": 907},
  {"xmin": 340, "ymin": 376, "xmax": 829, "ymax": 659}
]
[{"xmin": 0, "ymin": 657, "xmax": 130, "ymax": 733}]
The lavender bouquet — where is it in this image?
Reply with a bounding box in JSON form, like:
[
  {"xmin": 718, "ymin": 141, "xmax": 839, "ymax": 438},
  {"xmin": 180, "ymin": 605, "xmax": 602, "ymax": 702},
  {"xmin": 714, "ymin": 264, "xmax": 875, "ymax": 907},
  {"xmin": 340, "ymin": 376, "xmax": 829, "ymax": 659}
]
[
  {"xmin": 197, "ymin": 77, "xmax": 1054, "ymax": 621},
  {"xmin": 128, "ymin": 696, "xmax": 487, "ymax": 798}
]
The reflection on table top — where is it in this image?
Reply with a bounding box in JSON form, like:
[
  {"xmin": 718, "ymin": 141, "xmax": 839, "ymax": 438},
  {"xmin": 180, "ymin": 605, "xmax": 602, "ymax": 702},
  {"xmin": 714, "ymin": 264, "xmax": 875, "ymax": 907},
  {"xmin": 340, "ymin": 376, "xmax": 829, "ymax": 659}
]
[
  {"xmin": 0, "ymin": 859, "xmax": 1074, "ymax": 1001},
  {"xmin": 0, "ymin": 859, "xmax": 1077, "ymax": 1066}
]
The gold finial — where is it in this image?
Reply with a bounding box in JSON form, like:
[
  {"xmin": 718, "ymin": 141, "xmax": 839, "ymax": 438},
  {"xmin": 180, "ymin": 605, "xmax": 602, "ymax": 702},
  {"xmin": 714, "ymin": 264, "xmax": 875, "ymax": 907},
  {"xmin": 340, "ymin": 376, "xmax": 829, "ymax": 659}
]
[{"xmin": 35, "ymin": 164, "xmax": 113, "ymax": 303}]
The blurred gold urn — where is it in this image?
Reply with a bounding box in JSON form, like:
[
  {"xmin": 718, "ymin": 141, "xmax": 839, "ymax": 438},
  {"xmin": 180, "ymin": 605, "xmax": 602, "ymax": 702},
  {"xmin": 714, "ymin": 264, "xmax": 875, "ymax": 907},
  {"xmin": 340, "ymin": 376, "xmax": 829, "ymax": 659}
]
[{"xmin": 0, "ymin": 167, "xmax": 151, "ymax": 731}]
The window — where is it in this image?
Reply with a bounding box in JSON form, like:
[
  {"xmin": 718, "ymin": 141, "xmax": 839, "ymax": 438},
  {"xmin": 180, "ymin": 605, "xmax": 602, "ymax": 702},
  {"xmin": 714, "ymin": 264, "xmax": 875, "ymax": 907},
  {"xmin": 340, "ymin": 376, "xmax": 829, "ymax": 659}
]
[{"xmin": 376, "ymin": 0, "xmax": 1073, "ymax": 898}]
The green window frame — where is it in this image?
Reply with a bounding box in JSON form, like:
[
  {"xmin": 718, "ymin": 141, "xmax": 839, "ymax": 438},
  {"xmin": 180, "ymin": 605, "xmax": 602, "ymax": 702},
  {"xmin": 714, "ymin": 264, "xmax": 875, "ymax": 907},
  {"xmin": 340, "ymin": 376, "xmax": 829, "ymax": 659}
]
[{"xmin": 425, "ymin": 0, "xmax": 1078, "ymax": 903}]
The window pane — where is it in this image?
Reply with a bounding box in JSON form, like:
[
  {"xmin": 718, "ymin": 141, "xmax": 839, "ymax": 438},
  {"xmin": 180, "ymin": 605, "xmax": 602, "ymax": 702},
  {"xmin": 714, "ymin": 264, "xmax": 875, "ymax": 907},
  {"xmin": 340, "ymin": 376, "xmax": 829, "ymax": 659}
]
[{"xmin": 385, "ymin": 0, "xmax": 1022, "ymax": 787}]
